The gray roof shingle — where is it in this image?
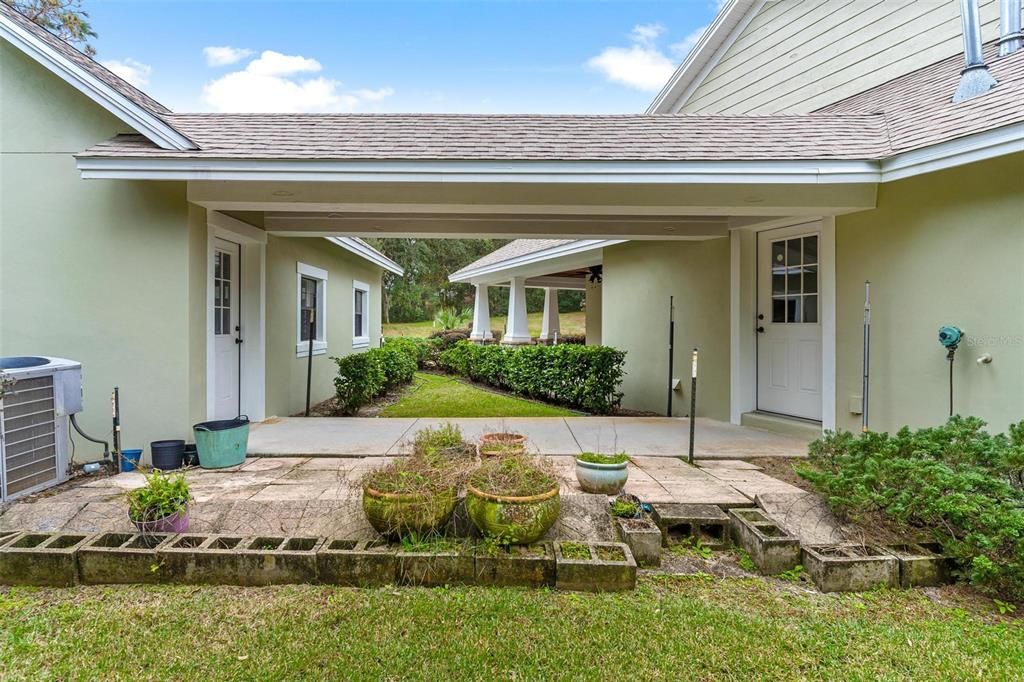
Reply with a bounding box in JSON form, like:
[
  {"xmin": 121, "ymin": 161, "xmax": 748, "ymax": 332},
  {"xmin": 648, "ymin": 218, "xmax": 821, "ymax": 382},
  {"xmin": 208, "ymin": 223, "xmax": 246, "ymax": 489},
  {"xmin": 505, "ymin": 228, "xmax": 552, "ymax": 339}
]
[
  {"xmin": 450, "ymin": 239, "xmax": 577, "ymax": 278},
  {"xmin": 0, "ymin": 1, "xmax": 171, "ymax": 117}
]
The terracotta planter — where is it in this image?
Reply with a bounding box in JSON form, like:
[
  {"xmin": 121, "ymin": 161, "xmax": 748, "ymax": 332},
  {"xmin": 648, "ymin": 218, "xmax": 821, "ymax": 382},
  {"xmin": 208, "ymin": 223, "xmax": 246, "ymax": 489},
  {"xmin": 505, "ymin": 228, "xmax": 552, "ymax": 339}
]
[
  {"xmin": 362, "ymin": 485, "xmax": 457, "ymax": 539},
  {"xmin": 465, "ymin": 484, "xmax": 561, "ymax": 544},
  {"xmin": 479, "ymin": 433, "xmax": 527, "ymax": 458},
  {"xmin": 480, "ymin": 433, "xmax": 526, "ymax": 446},
  {"xmin": 575, "ymin": 458, "xmax": 629, "ymax": 494}
]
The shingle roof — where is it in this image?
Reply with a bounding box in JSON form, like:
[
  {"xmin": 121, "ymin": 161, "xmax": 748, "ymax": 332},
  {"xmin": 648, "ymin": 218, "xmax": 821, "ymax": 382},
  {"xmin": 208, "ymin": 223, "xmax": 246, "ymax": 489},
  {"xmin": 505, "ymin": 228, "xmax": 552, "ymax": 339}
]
[
  {"xmin": 0, "ymin": 1, "xmax": 171, "ymax": 117},
  {"xmin": 450, "ymin": 240, "xmax": 577, "ymax": 278},
  {"xmin": 78, "ymin": 112, "xmax": 893, "ymax": 161},
  {"xmin": 818, "ymin": 42, "xmax": 1024, "ymax": 154}
]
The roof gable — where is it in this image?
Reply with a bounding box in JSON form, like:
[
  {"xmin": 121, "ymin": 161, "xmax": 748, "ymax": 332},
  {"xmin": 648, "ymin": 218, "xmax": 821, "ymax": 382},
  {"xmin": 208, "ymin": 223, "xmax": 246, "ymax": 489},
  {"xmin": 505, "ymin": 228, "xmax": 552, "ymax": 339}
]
[{"xmin": 0, "ymin": 1, "xmax": 193, "ymax": 150}]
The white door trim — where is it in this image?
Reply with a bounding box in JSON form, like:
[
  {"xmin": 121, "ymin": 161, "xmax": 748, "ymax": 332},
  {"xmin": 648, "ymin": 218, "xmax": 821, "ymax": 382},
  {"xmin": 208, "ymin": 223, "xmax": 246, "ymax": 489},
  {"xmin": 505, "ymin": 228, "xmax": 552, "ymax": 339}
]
[
  {"xmin": 729, "ymin": 216, "xmax": 835, "ymax": 430},
  {"xmin": 206, "ymin": 211, "xmax": 267, "ymax": 421}
]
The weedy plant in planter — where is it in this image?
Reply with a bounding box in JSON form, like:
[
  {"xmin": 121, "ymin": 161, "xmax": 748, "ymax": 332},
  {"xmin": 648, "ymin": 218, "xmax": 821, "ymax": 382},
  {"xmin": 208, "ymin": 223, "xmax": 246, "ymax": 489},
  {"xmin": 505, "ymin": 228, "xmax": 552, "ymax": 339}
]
[
  {"xmin": 362, "ymin": 423, "xmax": 475, "ymax": 539},
  {"xmin": 126, "ymin": 470, "xmax": 192, "ymax": 533},
  {"xmin": 575, "ymin": 452, "xmax": 630, "ymax": 494},
  {"xmin": 479, "ymin": 432, "xmax": 527, "ymax": 458},
  {"xmin": 466, "ymin": 455, "xmax": 561, "ymax": 544}
]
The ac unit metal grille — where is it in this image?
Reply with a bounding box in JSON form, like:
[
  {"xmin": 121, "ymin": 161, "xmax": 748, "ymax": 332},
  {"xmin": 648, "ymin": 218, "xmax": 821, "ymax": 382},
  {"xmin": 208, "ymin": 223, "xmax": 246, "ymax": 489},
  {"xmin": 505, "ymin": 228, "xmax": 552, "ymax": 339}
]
[{"xmin": 2, "ymin": 376, "xmax": 58, "ymax": 496}]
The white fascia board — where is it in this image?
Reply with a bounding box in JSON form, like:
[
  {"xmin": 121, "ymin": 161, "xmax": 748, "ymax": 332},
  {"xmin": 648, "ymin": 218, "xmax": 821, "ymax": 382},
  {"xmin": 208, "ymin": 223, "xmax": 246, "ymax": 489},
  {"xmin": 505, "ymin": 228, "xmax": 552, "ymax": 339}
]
[
  {"xmin": 647, "ymin": 0, "xmax": 764, "ymax": 114},
  {"xmin": 879, "ymin": 123, "xmax": 1024, "ymax": 182},
  {"xmin": 448, "ymin": 239, "xmax": 623, "ymax": 283},
  {"xmin": 0, "ymin": 15, "xmax": 194, "ymax": 151},
  {"xmin": 76, "ymin": 157, "xmax": 882, "ymax": 184},
  {"xmin": 326, "ymin": 237, "xmax": 404, "ymax": 275}
]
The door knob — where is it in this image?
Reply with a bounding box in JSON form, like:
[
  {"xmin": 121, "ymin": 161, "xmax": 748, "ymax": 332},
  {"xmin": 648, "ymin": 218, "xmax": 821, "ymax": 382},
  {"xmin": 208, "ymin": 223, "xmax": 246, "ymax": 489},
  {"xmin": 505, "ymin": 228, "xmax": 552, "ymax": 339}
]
[{"xmin": 756, "ymin": 326, "xmax": 765, "ymax": 334}]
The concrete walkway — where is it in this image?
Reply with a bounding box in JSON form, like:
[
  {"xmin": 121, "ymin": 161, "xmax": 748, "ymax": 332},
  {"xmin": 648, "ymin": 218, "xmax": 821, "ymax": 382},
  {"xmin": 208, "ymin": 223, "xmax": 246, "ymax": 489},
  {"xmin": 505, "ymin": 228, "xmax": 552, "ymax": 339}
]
[
  {"xmin": 247, "ymin": 417, "xmax": 811, "ymax": 459},
  {"xmin": 0, "ymin": 456, "xmax": 807, "ymax": 541}
]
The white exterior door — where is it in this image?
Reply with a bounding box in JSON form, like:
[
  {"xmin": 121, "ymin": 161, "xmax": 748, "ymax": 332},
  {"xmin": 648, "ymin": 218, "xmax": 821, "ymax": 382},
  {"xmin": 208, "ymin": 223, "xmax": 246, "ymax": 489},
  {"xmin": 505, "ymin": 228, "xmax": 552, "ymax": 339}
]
[
  {"xmin": 212, "ymin": 238, "xmax": 241, "ymax": 420},
  {"xmin": 756, "ymin": 224, "xmax": 822, "ymax": 420}
]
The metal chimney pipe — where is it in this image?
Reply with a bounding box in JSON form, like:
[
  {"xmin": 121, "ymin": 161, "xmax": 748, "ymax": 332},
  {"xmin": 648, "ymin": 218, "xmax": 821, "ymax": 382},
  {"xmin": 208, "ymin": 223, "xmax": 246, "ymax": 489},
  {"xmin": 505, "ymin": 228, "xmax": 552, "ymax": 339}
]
[
  {"xmin": 999, "ymin": 0, "xmax": 1023, "ymax": 56},
  {"xmin": 953, "ymin": 0, "xmax": 998, "ymax": 102}
]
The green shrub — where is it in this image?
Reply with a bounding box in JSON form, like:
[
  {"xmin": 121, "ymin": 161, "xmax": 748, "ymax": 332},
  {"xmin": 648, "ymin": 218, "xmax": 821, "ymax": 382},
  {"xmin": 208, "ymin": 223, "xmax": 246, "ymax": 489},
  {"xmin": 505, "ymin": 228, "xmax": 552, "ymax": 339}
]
[
  {"xmin": 126, "ymin": 471, "xmax": 190, "ymax": 523},
  {"xmin": 384, "ymin": 337, "xmax": 432, "ymax": 367},
  {"xmin": 798, "ymin": 416, "xmax": 1024, "ymax": 601},
  {"xmin": 376, "ymin": 343, "xmax": 418, "ymax": 388},
  {"xmin": 437, "ymin": 341, "xmax": 625, "ymax": 414},
  {"xmin": 332, "ymin": 352, "xmax": 386, "ymax": 414}
]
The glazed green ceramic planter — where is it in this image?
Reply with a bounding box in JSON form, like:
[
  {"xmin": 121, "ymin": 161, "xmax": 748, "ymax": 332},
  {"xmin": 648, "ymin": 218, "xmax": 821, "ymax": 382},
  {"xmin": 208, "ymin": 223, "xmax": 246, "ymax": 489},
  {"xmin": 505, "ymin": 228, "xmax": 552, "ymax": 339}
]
[
  {"xmin": 363, "ymin": 486, "xmax": 458, "ymax": 539},
  {"xmin": 466, "ymin": 484, "xmax": 561, "ymax": 544}
]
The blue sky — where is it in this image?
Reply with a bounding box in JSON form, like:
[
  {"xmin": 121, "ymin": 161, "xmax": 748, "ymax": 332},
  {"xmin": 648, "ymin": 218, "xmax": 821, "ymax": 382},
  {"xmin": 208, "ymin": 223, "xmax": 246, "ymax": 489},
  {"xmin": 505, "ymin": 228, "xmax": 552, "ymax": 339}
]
[{"xmin": 86, "ymin": 1, "xmax": 723, "ymax": 114}]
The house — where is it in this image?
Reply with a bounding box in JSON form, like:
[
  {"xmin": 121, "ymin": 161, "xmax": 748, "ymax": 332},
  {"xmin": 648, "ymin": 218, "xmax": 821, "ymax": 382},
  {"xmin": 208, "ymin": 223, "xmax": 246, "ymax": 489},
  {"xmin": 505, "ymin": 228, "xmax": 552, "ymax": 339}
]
[
  {"xmin": 0, "ymin": 2, "xmax": 402, "ymax": 457},
  {"xmin": 0, "ymin": 0, "xmax": 1020, "ymax": 463},
  {"xmin": 453, "ymin": 0, "xmax": 1024, "ymax": 436}
]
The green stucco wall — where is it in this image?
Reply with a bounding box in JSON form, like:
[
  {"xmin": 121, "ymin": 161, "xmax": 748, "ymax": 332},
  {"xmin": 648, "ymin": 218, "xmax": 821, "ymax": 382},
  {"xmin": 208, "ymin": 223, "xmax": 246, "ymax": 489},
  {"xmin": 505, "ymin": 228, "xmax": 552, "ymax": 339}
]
[
  {"xmin": 835, "ymin": 153, "xmax": 1024, "ymax": 434},
  {"xmin": 602, "ymin": 240, "xmax": 731, "ymax": 418},
  {"xmin": 585, "ymin": 280, "xmax": 602, "ymax": 345},
  {"xmin": 264, "ymin": 236, "xmax": 384, "ymax": 417},
  {"xmin": 0, "ymin": 41, "xmax": 193, "ymax": 460}
]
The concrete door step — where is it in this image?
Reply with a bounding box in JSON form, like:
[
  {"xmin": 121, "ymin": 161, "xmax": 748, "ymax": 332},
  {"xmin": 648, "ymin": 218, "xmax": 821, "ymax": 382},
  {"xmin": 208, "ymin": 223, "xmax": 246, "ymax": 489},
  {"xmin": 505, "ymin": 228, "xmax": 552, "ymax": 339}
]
[{"xmin": 740, "ymin": 412, "xmax": 822, "ymax": 441}]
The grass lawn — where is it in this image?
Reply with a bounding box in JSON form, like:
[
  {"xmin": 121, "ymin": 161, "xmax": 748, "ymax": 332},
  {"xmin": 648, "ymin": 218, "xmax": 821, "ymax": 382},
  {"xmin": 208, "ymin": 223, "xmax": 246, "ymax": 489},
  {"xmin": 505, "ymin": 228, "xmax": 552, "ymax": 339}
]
[
  {"xmin": 380, "ymin": 372, "xmax": 575, "ymax": 417},
  {"xmin": 384, "ymin": 310, "xmax": 586, "ymax": 338},
  {"xmin": 2, "ymin": 578, "xmax": 1020, "ymax": 679}
]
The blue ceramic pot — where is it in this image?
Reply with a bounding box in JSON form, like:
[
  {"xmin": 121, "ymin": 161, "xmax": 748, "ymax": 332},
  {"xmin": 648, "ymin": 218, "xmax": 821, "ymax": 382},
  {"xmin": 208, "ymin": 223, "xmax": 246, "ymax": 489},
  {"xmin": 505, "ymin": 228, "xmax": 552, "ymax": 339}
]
[{"xmin": 574, "ymin": 458, "xmax": 629, "ymax": 494}]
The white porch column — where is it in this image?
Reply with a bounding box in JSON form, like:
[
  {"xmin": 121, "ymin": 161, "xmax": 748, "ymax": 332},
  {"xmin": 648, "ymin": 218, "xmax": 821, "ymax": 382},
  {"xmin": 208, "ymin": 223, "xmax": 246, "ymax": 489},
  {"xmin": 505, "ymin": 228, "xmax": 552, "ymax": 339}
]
[
  {"xmin": 469, "ymin": 284, "xmax": 493, "ymax": 342},
  {"xmin": 538, "ymin": 288, "xmax": 560, "ymax": 342},
  {"xmin": 502, "ymin": 276, "xmax": 532, "ymax": 345}
]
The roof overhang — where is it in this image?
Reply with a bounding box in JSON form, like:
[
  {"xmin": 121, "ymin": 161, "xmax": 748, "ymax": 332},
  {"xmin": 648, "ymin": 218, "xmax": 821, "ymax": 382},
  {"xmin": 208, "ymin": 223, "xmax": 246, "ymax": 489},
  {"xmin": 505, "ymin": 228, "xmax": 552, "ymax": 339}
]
[
  {"xmin": 326, "ymin": 237, "xmax": 404, "ymax": 275},
  {"xmin": 75, "ymin": 157, "xmax": 883, "ymax": 184},
  {"xmin": 0, "ymin": 12, "xmax": 194, "ymax": 151},
  {"xmin": 449, "ymin": 239, "xmax": 623, "ymax": 284},
  {"xmin": 647, "ymin": 0, "xmax": 765, "ymax": 114}
]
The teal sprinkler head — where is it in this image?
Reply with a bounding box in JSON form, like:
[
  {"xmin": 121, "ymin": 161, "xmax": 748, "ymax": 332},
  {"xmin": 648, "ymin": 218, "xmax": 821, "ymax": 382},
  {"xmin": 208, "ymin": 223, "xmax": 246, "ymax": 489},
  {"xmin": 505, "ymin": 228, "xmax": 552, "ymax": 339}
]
[{"xmin": 938, "ymin": 325, "xmax": 964, "ymax": 351}]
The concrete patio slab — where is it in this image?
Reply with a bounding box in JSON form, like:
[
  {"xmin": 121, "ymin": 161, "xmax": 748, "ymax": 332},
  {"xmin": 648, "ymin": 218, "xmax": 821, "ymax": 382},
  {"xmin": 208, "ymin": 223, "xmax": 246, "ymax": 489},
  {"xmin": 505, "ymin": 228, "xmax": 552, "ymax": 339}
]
[
  {"xmin": 564, "ymin": 418, "xmax": 809, "ymax": 458},
  {"xmin": 756, "ymin": 492, "xmax": 847, "ymax": 545},
  {"xmin": 247, "ymin": 418, "xmax": 416, "ymax": 456}
]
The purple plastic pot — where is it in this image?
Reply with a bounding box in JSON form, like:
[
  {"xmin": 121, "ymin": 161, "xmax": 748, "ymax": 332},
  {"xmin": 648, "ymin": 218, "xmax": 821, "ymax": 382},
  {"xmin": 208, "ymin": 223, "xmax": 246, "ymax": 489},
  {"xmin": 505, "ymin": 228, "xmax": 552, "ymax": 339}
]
[{"xmin": 130, "ymin": 507, "xmax": 190, "ymax": 534}]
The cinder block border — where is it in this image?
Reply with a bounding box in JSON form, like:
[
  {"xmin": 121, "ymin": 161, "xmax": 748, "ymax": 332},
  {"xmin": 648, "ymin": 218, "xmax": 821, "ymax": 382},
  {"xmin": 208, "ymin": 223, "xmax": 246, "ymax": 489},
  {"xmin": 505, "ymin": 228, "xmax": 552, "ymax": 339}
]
[
  {"xmin": 802, "ymin": 544, "xmax": 898, "ymax": 593},
  {"xmin": 615, "ymin": 518, "xmax": 662, "ymax": 567},
  {"xmin": 728, "ymin": 508, "xmax": 800, "ymax": 575},
  {"xmin": 318, "ymin": 538, "xmax": 397, "ymax": 587},
  {"xmin": 0, "ymin": 531, "xmax": 93, "ymax": 586},
  {"xmin": 78, "ymin": 532, "xmax": 176, "ymax": 584},
  {"xmin": 554, "ymin": 541, "xmax": 636, "ymax": 592},
  {"xmin": 474, "ymin": 542, "xmax": 555, "ymax": 587}
]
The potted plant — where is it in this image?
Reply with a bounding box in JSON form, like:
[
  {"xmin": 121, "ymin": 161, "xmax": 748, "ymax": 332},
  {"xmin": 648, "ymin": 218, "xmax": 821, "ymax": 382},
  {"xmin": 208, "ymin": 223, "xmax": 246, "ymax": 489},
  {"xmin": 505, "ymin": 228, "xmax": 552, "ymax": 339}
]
[
  {"xmin": 479, "ymin": 431, "xmax": 527, "ymax": 457},
  {"xmin": 575, "ymin": 452, "xmax": 630, "ymax": 494},
  {"xmin": 466, "ymin": 456, "xmax": 560, "ymax": 544},
  {"xmin": 363, "ymin": 424, "xmax": 474, "ymax": 539},
  {"xmin": 126, "ymin": 470, "xmax": 191, "ymax": 533}
]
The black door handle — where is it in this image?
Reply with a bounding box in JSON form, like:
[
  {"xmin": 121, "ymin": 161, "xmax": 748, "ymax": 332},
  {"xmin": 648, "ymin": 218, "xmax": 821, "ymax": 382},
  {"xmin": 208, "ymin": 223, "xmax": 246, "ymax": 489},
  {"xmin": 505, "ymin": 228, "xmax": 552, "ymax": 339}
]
[
  {"xmin": 235, "ymin": 337, "xmax": 244, "ymax": 345},
  {"xmin": 756, "ymin": 326, "xmax": 765, "ymax": 334}
]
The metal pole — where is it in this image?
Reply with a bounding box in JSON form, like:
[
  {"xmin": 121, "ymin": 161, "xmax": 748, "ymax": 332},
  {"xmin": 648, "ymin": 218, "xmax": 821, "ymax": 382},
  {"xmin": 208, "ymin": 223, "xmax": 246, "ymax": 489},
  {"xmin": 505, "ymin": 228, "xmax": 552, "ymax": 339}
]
[
  {"xmin": 667, "ymin": 296, "xmax": 675, "ymax": 417},
  {"xmin": 111, "ymin": 387, "xmax": 121, "ymax": 471},
  {"xmin": 304, "ymin": 311, "xmax": 315, "ymax": 417},
  {"xmin": 861, "ymin": 280, "xmax": 871, "ymax": 432},
  {"xmin": 688, "ymin": 348, "xmax": 698, "ymax": 465}
]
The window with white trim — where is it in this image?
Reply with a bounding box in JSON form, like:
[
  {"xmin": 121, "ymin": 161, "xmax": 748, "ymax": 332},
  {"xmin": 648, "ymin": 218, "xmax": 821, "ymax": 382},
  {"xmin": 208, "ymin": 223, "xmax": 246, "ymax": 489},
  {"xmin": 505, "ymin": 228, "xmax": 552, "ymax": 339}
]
[
  {"xmin": 296, "ymin": 263, "xmax": 327, "ymax": 356},
  {"xmin": 353, "ymin": 280, "xmax": 370, "ymax": 348}
]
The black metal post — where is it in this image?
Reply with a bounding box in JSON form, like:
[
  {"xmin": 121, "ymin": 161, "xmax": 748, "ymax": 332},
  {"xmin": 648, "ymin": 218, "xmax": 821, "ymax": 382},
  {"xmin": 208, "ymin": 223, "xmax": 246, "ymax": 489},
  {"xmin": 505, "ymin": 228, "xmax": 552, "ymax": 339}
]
[
  {"xmin": 667, "ymin": 296, "xmax": 675, "ymax": 417},
  {"xmin": 111, "ymin": 387, "xmax": 121, "ymax": 470},
  {"xmin": 862, "ymin": 280, "xmax": 871, "ymax": 432},
  {"xmin": 688, "ymin": 348, "xmax": 698, "ymax": 465},
  {"xmin": 304, "ymin": 311, "xmax": 315, "ymax": 417}
]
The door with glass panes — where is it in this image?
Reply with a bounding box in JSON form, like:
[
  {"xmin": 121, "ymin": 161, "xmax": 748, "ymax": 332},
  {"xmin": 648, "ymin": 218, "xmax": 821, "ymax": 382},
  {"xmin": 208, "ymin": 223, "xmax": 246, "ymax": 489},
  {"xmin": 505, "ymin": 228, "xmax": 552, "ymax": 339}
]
[
  {"xmin": 756, "ymin": 223, "xmax": 822, "ymax": 420},
  {"xmin": 212, "ymin": 238, "xmax": 241, "ymax": 420}
]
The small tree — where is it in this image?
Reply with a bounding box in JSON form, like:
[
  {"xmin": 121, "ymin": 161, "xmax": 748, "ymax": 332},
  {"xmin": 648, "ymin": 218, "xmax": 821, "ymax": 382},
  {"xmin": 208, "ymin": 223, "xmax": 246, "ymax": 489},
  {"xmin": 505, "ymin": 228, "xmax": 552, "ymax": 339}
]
[{"xmin": 12, "ymin": 0, "xmax": 97, "ymax": 55}]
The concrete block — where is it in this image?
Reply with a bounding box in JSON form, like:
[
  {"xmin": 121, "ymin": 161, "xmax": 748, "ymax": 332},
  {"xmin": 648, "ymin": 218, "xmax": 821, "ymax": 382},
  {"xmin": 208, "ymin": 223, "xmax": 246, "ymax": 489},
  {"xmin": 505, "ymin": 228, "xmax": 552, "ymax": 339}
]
[
  {"xmin": 651, "ymin": 503, "xmax": 730, "ymax": 549},
  {"xmin": 78, "ymin": 532, "xmax": 175, "ymax": 584},
  {"xmin": 881, "ymin": 542, "xmax": 955, "ymax": 588},
  {"xmin": 554, "ymin": 541, "xmax": 636, "ymax": 592},
  {"xmin": 317, "ymin": 538, "xmax": 397, "ymax": 587},
  {"xmin": 396, "ymin": 548, "xmax": 475, "ymax": 587},
  {"xmin": 473, "ymin": 543, "xmax": 556, "ymax": 588},
  {"xmin": 158, "ymin": 534, "xmax": 322, "ymax": 586},
  {"xmin": 802, "ymin": 544, "xmax": 898, "ymax": 593},
  {"xmin": 0, "ymin": 531, "xmax": 91, "ymax": 586},
  {"xmin": 615, "ymin": 518, "xmax": 662, "ymax": 567},
  {"xmin": 729, "ymin": 508, "xmax": 800, "ymax": 575}
]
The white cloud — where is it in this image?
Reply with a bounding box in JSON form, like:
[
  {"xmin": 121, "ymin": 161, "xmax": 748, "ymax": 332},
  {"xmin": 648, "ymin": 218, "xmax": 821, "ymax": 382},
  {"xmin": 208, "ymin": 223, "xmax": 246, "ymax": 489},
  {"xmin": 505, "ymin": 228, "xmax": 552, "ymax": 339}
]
[
  {"xmin": 201, "ymin": 50, "xmax": 394, "ymax": 113},
  {"xmin": 203, "ymin": 46, "xmax": 253, "ymax": 67},
  {"xmin": 630, "ymin": 23, "xmax": 665, "ymax": 46},
  {"xmin": 101, "ymin": 58, "xmax": 151, "ymax": 88},
  {"xmin": 670, "ymin": 26, "xmax": 708, "ymax": 60}
]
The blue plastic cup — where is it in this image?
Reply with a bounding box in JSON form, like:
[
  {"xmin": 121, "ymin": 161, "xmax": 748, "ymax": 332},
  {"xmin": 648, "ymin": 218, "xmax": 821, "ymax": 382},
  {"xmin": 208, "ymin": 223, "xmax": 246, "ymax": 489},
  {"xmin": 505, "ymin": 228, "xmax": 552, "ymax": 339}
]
[{"xmin": 120, "ymin": 448, "xmax": 143, "ymax": 472}]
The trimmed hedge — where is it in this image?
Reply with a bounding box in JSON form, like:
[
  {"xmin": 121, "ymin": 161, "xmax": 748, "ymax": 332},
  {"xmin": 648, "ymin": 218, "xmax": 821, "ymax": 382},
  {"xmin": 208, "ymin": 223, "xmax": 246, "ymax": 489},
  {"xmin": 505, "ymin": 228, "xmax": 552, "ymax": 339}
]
[
  {"xmin": 331, "ymin": 340, "xmax": 421, "ymax": 414},
  {"xmin": 438, "ymin": 340, "xmax": 625, "ymax": 414},
  {"xmin": 799, "ymin": 417, "xmax": 1024, "ymax": 601}
]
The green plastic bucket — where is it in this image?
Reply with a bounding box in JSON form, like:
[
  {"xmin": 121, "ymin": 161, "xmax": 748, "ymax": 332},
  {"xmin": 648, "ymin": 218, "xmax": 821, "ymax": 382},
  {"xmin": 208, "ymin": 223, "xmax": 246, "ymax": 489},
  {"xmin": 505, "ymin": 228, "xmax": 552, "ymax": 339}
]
[{"xmin": 193, "ymin": 416, "xmax": 249, "ymax": 469}]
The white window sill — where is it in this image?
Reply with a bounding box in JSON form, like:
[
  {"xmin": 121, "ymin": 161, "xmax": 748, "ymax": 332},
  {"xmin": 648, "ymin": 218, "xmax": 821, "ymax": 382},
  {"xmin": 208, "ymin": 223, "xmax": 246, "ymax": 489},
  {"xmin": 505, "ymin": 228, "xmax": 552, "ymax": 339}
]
[
  {"xmin": 352, "ymin": 336, "xmax": 369, "ymax": 349},
  {"xmin": 296, "ymin": 340, "xmax": 327, "ymax": 357}
]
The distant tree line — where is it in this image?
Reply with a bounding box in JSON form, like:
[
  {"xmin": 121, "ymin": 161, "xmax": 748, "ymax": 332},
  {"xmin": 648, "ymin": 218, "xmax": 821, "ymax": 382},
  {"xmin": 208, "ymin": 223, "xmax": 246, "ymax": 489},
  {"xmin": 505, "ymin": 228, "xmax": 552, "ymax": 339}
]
[{"xmin": 364, "ymin": 238, "xmax": 585, "ymax": 324}]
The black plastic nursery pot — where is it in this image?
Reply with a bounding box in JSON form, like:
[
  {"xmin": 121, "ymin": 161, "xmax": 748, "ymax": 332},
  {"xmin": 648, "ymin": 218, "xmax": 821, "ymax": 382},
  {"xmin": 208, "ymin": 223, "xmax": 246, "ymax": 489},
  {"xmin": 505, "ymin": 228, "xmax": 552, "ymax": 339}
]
[{"xmin": 150, "ymin": 440, "xmax": 185, "ymax": 471}]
